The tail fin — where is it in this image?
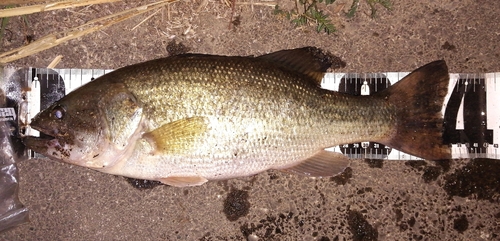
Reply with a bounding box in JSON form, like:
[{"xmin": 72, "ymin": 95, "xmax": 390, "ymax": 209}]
[{"xmin": 376, "ymin": 60, "xmax": 451, "ymax": 160}]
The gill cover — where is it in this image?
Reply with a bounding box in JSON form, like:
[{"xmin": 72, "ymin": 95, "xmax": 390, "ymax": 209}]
[
  {"xmin": 86, "ymin": 82, "xmax": 144, "ymax": 169},
  {"xmin": 99, "ymin": 83, "xmax": 143, "ymax": 151}
]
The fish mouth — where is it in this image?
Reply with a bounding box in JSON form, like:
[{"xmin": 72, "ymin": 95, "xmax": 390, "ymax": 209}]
[
  {"xmin": 22, "ymin": 135, "xmax": 55, "ymax": 154},
  {"xmin": 22, "ymin": 126, "xmax": 60, "ymax": 156}
]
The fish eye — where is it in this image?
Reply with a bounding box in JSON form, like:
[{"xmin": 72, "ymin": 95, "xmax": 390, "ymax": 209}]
[{"xmin": 51, "ymin": 105, "xmax": 66, "ymax": 120}]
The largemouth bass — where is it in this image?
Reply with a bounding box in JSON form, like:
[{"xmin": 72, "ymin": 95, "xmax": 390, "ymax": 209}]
[{"xmin": 23, "ymin": 47, "xmax": 451, "ymax": 187}]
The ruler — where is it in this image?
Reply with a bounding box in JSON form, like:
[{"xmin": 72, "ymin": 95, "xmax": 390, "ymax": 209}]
[{"xmin": 3, "ymin": 67, "xmax": 499, "ymax": 160}]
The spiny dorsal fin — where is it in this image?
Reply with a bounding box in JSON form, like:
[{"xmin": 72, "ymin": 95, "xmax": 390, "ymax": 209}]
[
  {"xmin": 142, "ymin": 116, "xmax": 208, "ymax": 155},
  {"xmin": 282, "ymin": 150, "xmax": 350, "ymax": 177},
  {"xmin": 258, "ymin": 47, "xmax": 346, "ymax": 86}
]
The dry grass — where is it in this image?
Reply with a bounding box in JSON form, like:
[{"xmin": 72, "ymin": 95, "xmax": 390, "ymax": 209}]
[
  {"xmin": 0, "ymin": 0, "xmax": 120, "ymax": 18},
  {"xmin": 47, "ymin": 54, "xmax": 63, "ymax": 68},
  {"xmin": 0, "ymin": 0, "xmax": 179, "ymax": 64},
  {"xmin": 1, "ymin": 0, "xmax": 51, "ymax": 5}
]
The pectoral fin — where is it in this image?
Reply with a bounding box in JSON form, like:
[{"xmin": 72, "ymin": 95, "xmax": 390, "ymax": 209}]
[
  {"xmin": 143, "ymin": 116, "xmax": 208, "ymax": 155},
  {"xmin": 282, "ymin": 150, "xmax": 350, "ymax": 177},
  {"xmin": 158, "ymin": 176, "xmax": 208, "ymax": 187}
]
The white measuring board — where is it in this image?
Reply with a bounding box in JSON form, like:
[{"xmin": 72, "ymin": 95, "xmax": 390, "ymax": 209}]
[{"xmin": 15, "ymin": 68, "xmax": 500, "ymax": 160}]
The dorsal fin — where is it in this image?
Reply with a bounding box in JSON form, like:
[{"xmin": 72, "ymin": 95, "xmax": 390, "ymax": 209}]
[{"xmin": 258, "ymin": 47, "xmax": 346, "ymax": 85}]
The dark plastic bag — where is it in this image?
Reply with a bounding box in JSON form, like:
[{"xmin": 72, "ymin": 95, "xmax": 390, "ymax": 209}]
[
  {"xmin": 0, "ymin": 162, "xmax": 29, "ymax": 232},
  {"xmin": 0, "ymin": 68, "xmax": 29, "ymax": 232}
]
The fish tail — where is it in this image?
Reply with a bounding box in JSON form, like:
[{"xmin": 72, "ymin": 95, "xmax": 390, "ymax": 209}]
[{"xmin": 376, "ymin": 60, "xmax": 451, "ymax": 160}]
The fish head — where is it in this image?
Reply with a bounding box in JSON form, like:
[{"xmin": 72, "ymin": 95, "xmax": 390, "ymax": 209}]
[{"xmin": 23, "ymin": 81, "xmax": 144, "ymax": 169}]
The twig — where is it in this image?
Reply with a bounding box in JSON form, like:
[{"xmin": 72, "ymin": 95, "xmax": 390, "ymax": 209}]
[
  {"xmin": 0, "ymin": 0, "xmax": 178, "ymax": 63},
  {"xmin": 1, "ymin": 0, "xmax": 50, "ymax": 5},
  {"xmin": 228, "ymin": 0, "xmax": 236, "ymax": 29},
  {"xmin": 47, "ymin": 55, "xmax": 63, "ymax": 68},
  {"xmin": 131, "ymin": 8, "xmax": 162, "ymax": 31},
  {"xmin": 236, "ymin": 1, "xmax": 276, "ymax": 7},
  {"xmin": 0, "ymin": 0, "xmax": 120, "ymax": 18}
]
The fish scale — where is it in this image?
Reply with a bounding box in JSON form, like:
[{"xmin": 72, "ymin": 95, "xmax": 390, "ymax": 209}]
[
  {"xmin": 126, "ymin": 56, "xmax": 392, "ymax": 148},
  {"xmin": 22, "ymin": 47, "xmax": 451, "ymax": 186},
  {"xmin": 105, "ymin": 55, "xmax": 395, "ymax": 179}
]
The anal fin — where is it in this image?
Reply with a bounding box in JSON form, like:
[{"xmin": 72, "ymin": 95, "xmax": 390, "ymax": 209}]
[
  {"xmin": 158, "ymin": 176, "xmax": 208, "ymax": 187},
  {"xmin": 282, "ymin": 150, "xmax": 350, "ymax": 177}
]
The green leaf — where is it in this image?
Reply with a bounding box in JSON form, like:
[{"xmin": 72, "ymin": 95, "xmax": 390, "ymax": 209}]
[
  {"xmin": 273, "ymin": 0, "xmax": 339, "ymax": 34},
  {"xmin": 0, "ymin": 5, "xmax": 15, "ymax": 42},
  {"xmin": 0, "ymin": 17, "xmax": 9, "ymax": 42},
  {"xmin": 273, "ymin": 5, "xmax": 284, "ymax": 15},
  {"xmin": 347, "ymin": 0, "xmax": 360, "ymax": 18},
  {"xmin": 306, "ymin": 8, "xmax": 335, "ymax": 33},
  {"xmin": 378, "ymin": 0, "xmax": 392, "ymax": 9}
]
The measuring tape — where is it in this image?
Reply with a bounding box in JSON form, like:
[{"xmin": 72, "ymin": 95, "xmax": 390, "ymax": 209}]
[{"xmin": 3, "ymin": 67, "xmax": 499, "ymax": 160}]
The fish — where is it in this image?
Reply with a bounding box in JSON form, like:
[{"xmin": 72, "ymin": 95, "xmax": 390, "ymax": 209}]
[{"xmin": 22, "ymin": 47, "xmax": 451, "ymax": 187}]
